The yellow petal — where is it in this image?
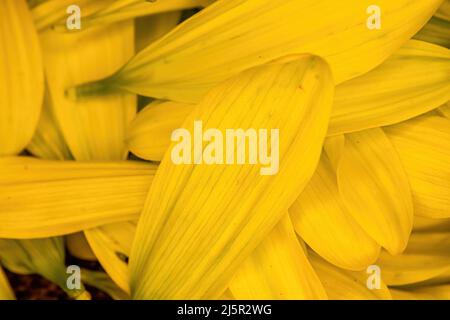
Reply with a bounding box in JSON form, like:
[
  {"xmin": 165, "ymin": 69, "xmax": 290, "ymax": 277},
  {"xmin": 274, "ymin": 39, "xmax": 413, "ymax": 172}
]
[
  {"xmin": 127, "ymin": 100, "xmax": 194, "ymax": 161},
  {"xmin": 384, "ymin": 115, "xmax": 450, "ymax": 218},
  {"xmin": 377, "ymin": 231, "xmax": 450, "ymax": 286},
  {"xmin": 229, "ymin": 216, "xmax": 327, "ymax": 300},
  {"xmin": 290, "ymin": 154, "xmax": 380, "ymax": 271},
  {"xmin": 75, "ymin": 0, "xmax": 211, "ymax": 31},
  {"xmin": 73, "ymin": 0, "xmax": 442, "ymax": 103},
  {"xmin": 329, "ymin": 40, "xmax": 450, "ymax": 135},
  {"xmin": 0, "ymin": 0, "xmax": 44, "ymax": 156},
  {"xmin": 27, "ymin": 88, "xmax": 72, "ymax": 160},
  {"xmin": 135, "ymin": 11, "xmax": 182, "ymax": 52},
  {"xmin": 31, "ymin": 0, "xmax": 103, "ymax": 31},
  {"xmin": 40, "ymin": 20, "xmax": 136, "ymax": 161},
  {"xmin": 66, "ymin": 233, "xmax": 97, "ymax": 261},
  {"xmin": 0, "ymin": 157, "xmax": 156, "ymax": 238},
  {"xmin": 391, "ymin": 284, "xmax": 450, "ymax": 300},
  {"xmin": 125, "ymin": 41, "xmax": 450, "ymax": 161},
  {"xmin": 337, "ymin": 128, "xmax": 413, "ymax": 254},
  {"xmin": 0, "ymin": 267, "xmax": 15, "ymax": 300},
  {"xmin": 129, "ymin": 55, "xmax": 334, "ymax": 299},
  {"xmin": 323, "ymin": 135, "xmax": 345, "ymax": 171},
  {"xmin": 85, "ymin": 221, "xmax": 136, "ymax": 293},
  {"xmin": 309, "ymin": 252, "xmax": 392, "ymax": 300}
]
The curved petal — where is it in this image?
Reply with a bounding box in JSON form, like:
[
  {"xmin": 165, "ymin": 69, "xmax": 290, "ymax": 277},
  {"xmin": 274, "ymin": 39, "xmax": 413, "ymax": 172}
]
[
  {"xmin": 337, "ymin": 128, "xmax": 413, "ymax": 254},
  {"xmin": 290, "ymin": 154, "xmax": 380, "ymax": 271},
  {"xmin": 73, "ymin": 0, "xmax": 442, "ymax": 102},
  {"xmin": 0, "ymin": 0, "xmax": 44, "ymax": 156}
]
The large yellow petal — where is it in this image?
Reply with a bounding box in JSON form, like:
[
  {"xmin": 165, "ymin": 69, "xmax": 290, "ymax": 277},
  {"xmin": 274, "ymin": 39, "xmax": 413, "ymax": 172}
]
[
  {"xmin": 73, "ymin": 0, "xmax": 442, "ymax": 103},
  {"xmin": 309, "ymin": 253, "xmax": 392, "ymax": 300},
  {"xmin": 384, "ymin": 115, "xmax": 450, "ymax": 218},
  {"xmin": 329, "ymin": 40, "xmax": 450, "ymax": 135},
  {"xmin": 129, "ymin": 55, "xmax": 334, "ymax": 299},
  {"xmin": 229, "ymin": 216, "xmax": 327, "ymax": 300},
  {"xmin": 0, "ymin": 157, "xmax": 156, "ymax": 238},
  {"xmin": 337, "ymin": 128, "xmax": 413, "ymax": 254},
  {"xmin": 0, "ymin": 0, "xmax": 44, "ymax": 156}
]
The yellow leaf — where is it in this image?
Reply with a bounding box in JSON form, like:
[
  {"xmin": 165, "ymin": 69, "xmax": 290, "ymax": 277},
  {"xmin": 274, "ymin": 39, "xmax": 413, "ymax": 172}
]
[
  {"xmin": 129, "ymin": 55, "xmax": 334, "ymax": 299},
  {"xmin": 0, "ymin": 0, "xmax": 44, "ymax": 156},
  {"xmin": 72, "ymin": 0, "xmax": 442, "ymax": 103},
  {"xmin": 337, "ymin": 128, "xmax": 413, "ymax": 254}
]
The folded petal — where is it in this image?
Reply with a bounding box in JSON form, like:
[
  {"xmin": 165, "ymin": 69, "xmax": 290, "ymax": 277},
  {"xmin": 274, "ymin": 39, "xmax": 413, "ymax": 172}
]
[
  {"xmin": 290, "ymin": 154, "xmax": 380, "ymax": 271},
  {"xmin": 229, "ymin": 216, "xmax": 327, "ymax": 300},
  {"xmin": 129, "ymin": 55, "xmax": 334, "ymax": 299},
  {"xmin": 73, "ymin": 0, "xmax": 442, "ymax": 103},
  {"xmin": 0, "ymin": 157, "xmax": 156, "ymax": 238},
  {"xmin": 0, "ymin": 0, "xmax": 44, "ymax": 156},
  {"xmin": 384, "ymin": 115, "xmax": 450, "ymax": 218},
  {"xmin": 337, "ymin": 128, "xmax": 414, "ymax": 254}
]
